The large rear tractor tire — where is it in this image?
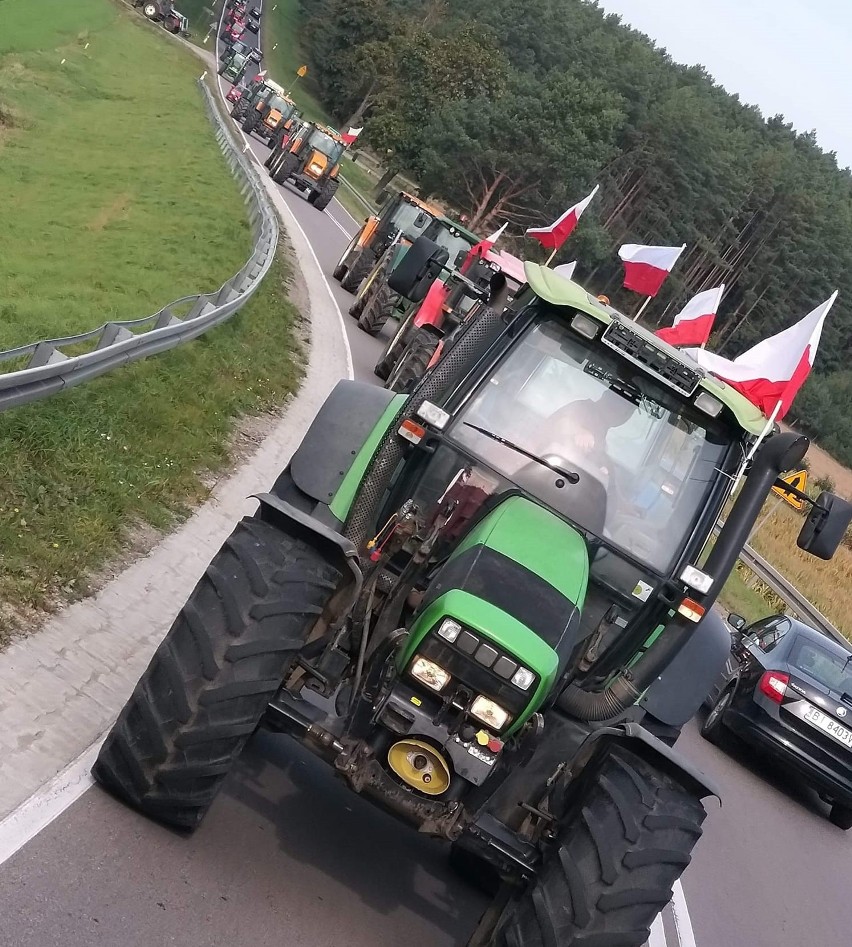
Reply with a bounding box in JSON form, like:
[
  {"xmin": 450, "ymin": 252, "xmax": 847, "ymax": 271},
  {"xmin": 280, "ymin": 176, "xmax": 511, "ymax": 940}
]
[
  {"xmin": 242, "ymin": 112, "xmax": 260, "ymax": 136},
  {"xmin": 92, "ymin": 517, "xmax": 341, "ymax": 831},
  {"xmin": 312, "ymin": 178, "xmax": 339, "ymax": 212},
  {"xmin": 386, "ymin": 328, "xmax": 439, "ymax": 393},
  {"xmin": 142, "ymin": 2, "xmax": 160, "ymax": 18},
  {"xmin": 358, "ymin": 282, "xmax": 398, "ymax": 336},
  {"xmin": 340, "ymin": 249, "xmax": 376, "ymax": 293},
  {"xmin": 471, "ymin": 748, "xmax": 706, "ymax": 947}
]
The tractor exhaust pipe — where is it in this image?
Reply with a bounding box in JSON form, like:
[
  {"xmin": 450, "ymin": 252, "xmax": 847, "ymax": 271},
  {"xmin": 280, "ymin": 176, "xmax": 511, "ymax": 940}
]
[{"xmin": 563, "ymin": 431, "xmax": 810, "ymax": 722}]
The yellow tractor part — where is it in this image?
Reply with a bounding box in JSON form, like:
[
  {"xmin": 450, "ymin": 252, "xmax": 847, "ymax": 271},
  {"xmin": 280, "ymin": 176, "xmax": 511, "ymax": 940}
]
[
  {"xmin": 387, "ymin": 739, "xmax": 451, "ymax": 796},
  {"xmin": 305, "ymin": 150, "xmax": 328, "ymax": 179},
  {"xmin": 264, "ymin": 109, "xmax": 282, "ymax": 129}
]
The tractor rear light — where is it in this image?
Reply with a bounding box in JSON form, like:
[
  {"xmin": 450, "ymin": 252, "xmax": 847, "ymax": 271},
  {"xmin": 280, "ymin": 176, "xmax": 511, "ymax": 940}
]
[
  {"xmin": 471, "ymin": 696, "xmax": 510, "ymax": 731},
  {"xmin": 571, "ymin": 313, "xmax": 600, "ymax": 340},
  {"xmin": 437, "ymin": 619, "xmax": 462, "ymax": 642},
  {"xmin": 677, "ymin": 597, "xmax": 705, "ymax": 622},
  {"xmin": 695, "ymin": 391, "xmax": 723, "ymax": 417},
  {"xmin": 398, "ymin": 419, "xmax": 426, "ymax": 444},
  {"xmin": 680, "ymin": 565, "xmax": 713, "ymax": 594},
  {"xmin": 758, "ymin": 671, "xmax": 789, "ymax": 703},
  {"xmin": 511, "ymin": 666, "xmax": 535, "ymax": 691},
  {"xmin": 409, "ymin": 656, "xmax": 451, "ymax": 692},
  {"xmin": 416, "ymin": 400, "xmax": 450, "ymax": 430}
]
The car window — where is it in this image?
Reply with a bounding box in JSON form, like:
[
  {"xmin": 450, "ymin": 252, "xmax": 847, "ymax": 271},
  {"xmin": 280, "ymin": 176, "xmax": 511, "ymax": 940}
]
[
  {"xmin": 745, "ymin": 616, "xmax": 792, "ymax": 653},
  {"xmin": 789, "ymin": 635, "xmax": 852, "ymax": 693}
]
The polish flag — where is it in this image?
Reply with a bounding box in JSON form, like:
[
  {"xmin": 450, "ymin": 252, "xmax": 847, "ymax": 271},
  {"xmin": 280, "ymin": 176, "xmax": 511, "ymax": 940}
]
[
  {"xmin": 656, "ymin": 285, "xmax": 724, "ymax": 348},
  {"xmin": 553, "ymin": 261, "xmax": 577, "ymax": 280},
  {"xmin": 685, "ymin": 292, "xmax": 838, "ymax": 419},
  {"xmin": 460, "ymin": 222, "xmax": 508, "ymax": 274},
  {"xmin": 525, "ymin": 185, "xmax": 599, "ymax": 250},
  {"xmin": 619, "ymin": 243, "xmax": 686, "ymax": 297},
  {"xmin": 341, "ymin": 126, "xmax": 362, "ymax": 145}
]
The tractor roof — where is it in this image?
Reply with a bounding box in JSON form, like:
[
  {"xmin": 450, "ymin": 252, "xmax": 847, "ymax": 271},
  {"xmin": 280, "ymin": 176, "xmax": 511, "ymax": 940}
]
[
  {"xmin": 487, "ymin": 249, "xmax": 526, "ymax": 285},
  {"xmin": 524, "ymin": 262, "xmax": 766, "ymax": 437},
  {"xmin": 400, "ymin": 191, "xmax": 442, "ymax": 216},
  {"xmin": 264, "ymin": 79, "xmax": 287, "ymax": 95}
]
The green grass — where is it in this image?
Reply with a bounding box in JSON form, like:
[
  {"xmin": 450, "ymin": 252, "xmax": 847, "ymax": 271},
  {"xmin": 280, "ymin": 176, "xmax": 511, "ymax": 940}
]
[
  {"xmin": 0, "ymin": 0, "xmax": 306, "ymax": 639},
  {"xmin": 717, "ymin": 565, "xmax": 774, "ymax": 624}
]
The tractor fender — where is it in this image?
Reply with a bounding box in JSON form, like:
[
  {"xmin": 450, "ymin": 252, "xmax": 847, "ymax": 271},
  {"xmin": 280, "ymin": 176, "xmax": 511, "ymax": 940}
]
[
  {"xmin": 253, "ymin": 493, "xmax": 362, "ymax": 621},
  {"xmin": 281, "ymin": 380, "xmax": 398, "ymax": 506},
  {"xmin": 567, "ymin": 722, "xmax": 721, "ymax": 803}
]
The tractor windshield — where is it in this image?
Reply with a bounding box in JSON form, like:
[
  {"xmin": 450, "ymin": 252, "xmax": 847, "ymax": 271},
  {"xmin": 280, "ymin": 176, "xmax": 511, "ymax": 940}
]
[
  {"xmin": 449, "ymin": 314, "xmax": 735, "ymax": 575},
  {"xmin": 434, "ymin": 228, "xmax": 475, "ymax": 263},
  {"xmin": 308, "ymin": 130, "xmax": 344, "ymax": 162},
  {"xmin": 268, "ymin": 94, "xmax": 289, "ymax": 112}
]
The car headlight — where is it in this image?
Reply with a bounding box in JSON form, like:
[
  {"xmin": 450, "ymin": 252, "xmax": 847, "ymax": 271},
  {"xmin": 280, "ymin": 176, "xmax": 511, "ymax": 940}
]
[
  {"xmin": 470, "ymin": 695, "xmax": 510, "ymax": 730},
  {"xmin": 409, "ymin": 655, "xmax": 450, "ymax": 692}
]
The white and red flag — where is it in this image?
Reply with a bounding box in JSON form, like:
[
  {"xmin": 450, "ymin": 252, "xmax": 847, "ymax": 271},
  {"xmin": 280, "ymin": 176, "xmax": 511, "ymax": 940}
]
[
  {"xmin": 656, "ymin": 285, "xmax": 724, "ymax": 348},
  {"xmin": 341, "ymin": 126, "xmax": 362, "ymax": 146},
  {"xmin": 553, "ymin": 261, "xmax": 577, "ymax": 280},
  {"xmin": 685, "ymin": 292, "xmax": 838, "ymax": 419},
  {"xmin": 618, "ymin": 243, "xmax": 686, "ymax": 297},
  {"xmin": 525, "ymin": 185, "xmax": 599, "ymax": 251},
  {"xmin": 460, "ymin": 222, "xmax": 508, "ymax": 273}
]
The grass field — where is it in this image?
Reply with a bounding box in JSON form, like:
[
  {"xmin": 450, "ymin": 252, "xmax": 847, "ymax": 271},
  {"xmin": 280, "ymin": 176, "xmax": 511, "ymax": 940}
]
[{"xmin": 0, "ymin": 0, "xmax": 304, "ymax": 640}]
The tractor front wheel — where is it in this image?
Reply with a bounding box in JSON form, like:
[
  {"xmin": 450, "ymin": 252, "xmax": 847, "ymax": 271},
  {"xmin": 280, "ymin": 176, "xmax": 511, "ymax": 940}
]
[
  {"xmin": 341, "ymin": 249, "xmax": 376, "ymax": 293},
  {"xmin": 271, "ymin": 153, "xmax": 299, "ymax": 185},
  {"xmin": 312, "ymin": 178, "xmax": 339, "ymax": 212},
  {"xmin": 92, "ymin": 517, "xmax": 340, "ymax": 830},
  {"xmin": 242, "ymin": 112, "xmax": 260, "ymax": 136},
  {"xmin": 386, "ymin": 328, "xmax": 439, "ymax": 393},
  {"xmin": 470, "ymin": 747, "xmax": 706, "ymax": 947},
  {"xmin": 358, "ymin": 282, "xmax": 398, "ymax": 336}
]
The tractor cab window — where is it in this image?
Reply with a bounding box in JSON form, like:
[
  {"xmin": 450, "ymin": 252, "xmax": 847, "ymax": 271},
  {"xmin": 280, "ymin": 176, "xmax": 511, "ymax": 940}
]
[
  {"xmin": 267, "ymin": 94, "xmax": 289, "ymax": 112},
  {"xmin": 448, "ymin": 313, "xmax": 734, "ymax": 576},
  {"xmin": 433, "ymin": 228, "xmax": 474, "ymax": 265},
  {"xmin": 307, "ymin": 130, "xmax": 344, "ymax": 163},
  {"xmin": 390, "ymin": 203, "xmax": 434, "ymax": 242}
]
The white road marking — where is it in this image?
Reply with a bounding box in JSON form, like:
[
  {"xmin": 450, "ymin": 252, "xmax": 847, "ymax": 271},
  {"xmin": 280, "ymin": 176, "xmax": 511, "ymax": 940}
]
[
  {"xmin": 0, "ymin": 736, "xmax": 104, "ymax": 867},
  {"xmin": 671, "ymin": 880, "xmax": 698, "ymax": 947},
  {"xmin": 648, "ymin": 913, "xmax": 668, "ymax": 947}
]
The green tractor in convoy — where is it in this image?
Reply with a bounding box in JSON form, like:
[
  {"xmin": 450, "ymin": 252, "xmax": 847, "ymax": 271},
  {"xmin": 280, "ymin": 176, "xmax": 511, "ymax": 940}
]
[
  {"xmin": 93, "ymin": 243, "xmax": 852, "ymax": 945},
  {"xmin": 350, "ymin": 215, "xmax": 480, "ymax": 336},
  {"xmin": 333, "ymin": 190, "xmax": 444, "ymax": 293}
]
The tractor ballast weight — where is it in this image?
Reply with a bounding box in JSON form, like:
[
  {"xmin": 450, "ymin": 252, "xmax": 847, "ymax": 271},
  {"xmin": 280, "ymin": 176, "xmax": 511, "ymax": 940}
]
[{"xmin": 94, "ymin": 264, "xmax": 852, "ymax": 946}]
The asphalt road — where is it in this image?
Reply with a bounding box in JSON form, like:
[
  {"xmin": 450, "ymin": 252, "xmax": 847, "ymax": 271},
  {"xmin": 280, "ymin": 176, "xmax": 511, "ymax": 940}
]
[{"xmin": 1, "ymin": 12, "xmax": 850, "ymax": 947}]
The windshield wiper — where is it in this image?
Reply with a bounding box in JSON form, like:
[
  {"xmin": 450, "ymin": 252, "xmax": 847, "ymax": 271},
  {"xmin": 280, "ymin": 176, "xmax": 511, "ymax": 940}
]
[{"xmin": 463, "ymin": 423, "xmax": 580, "ymax": 484}]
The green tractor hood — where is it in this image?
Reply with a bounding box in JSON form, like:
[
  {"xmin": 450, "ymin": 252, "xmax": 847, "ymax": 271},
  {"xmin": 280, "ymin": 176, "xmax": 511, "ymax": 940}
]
[{"xmin": 401, "ymin": 495, "xmax": 590, "ymax": 733}]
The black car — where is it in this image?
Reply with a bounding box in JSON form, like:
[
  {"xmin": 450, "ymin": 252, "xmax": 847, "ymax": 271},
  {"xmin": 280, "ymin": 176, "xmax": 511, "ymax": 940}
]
[
  {"xmin": 703, "ymin": 612, "xmax": 852, "ymax": 828},
  {"xmin": 250, "ymin": 5, "xmax": 262, "ymax": 16},
  {"xmin": 246, "ymin": 15, "xmax": 260, "ymax": 32}
]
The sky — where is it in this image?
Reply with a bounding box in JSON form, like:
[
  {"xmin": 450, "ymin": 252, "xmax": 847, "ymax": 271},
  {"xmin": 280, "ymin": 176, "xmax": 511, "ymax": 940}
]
[{"xmin": 596, "ymin": 0, "xmax": 852, "ymax": 169}]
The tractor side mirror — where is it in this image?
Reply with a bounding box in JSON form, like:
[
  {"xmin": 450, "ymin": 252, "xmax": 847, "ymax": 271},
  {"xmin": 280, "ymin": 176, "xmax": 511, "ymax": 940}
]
[
  {"xmin": 387, "ymin": 235, "xmax": 449, "ymax": 302},
  {"xmin": 454, "ymin": 249, "xmax": 468, "ymax": 269},
  {"xmin": 727, "ymin": 613, "xmax": 746, "ymax": 632},
  {"xmin": 797, "ymin": 491, "xmax": 852, "ymax": 560}
]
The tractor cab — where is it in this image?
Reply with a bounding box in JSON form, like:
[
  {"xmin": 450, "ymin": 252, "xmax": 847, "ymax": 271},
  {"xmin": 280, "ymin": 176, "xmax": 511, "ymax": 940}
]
[
  {"xmin": 266, "ymin": 123, "xmax": 347, "ymax": 212},
  {"xmin": 219, "ymin": 52, "xmax": 250, "ymax": 84}
]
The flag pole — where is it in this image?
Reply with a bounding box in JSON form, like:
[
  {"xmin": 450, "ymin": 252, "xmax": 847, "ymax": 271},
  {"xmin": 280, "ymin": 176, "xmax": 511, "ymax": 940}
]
[
  {"xmin": 732, "ymin": 399, "xmax": 783, "ymax": 493},
  {"xmin": 633, "ymin": 296, "xmax": 652, "ymax": 322},
  {"xmin": 544, "ymin": 247, "xmax": 558, "ymax": 266}
]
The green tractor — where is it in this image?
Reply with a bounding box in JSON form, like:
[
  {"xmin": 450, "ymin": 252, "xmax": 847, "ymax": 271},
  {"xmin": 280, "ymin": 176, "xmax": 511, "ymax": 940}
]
[
  {"xmin": 217, "ymin": 51, "xmax": 250, "ymax": 84},
  {"xmin": 332, "ymin": 191, "xmax": 443, "ymax": 294},
  {"xmin": 350, "ymin": 215, "xmax": 480, "ymax": 336},
  {"xmin": 92, "ymin": 247, "xmax": 852, "ymax": 945}
]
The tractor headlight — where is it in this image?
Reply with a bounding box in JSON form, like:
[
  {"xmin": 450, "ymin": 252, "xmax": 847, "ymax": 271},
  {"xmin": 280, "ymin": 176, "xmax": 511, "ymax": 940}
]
[
  {"xmin": 470, "ymin": 695, "xmax": 511, "ymax": 731},
  {"xmin": 436, "ymin": 618, "xmax": 462, "ymax": 642},
  {"xmin": 511, "ymin": 666, "xmax": 536, "ymax": 691},
  {"xmin": 409, "ymin": 655, "xmax": 451, "ymax": 692},
  {"xmin": 308, "ymin": 162, "xmax": 324, "ymax": 175}
]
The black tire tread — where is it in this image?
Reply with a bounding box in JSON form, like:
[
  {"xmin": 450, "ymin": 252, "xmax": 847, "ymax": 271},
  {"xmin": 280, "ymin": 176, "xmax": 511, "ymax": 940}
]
[
  {"xmin": 312, "ymin": 178, "xmax": 339, "ymax": 211},
  {"xmin": 341, "ymin": 249, "xmax": 376, "ymax": 293},
  {"xmin": 491, "ymin": 748, "xmax": 706, "ymax": 947},
  {"xmin": 358, "ymin": 282, "xmax": 398, "ymax": 336},
  {"xmin": 387, "ymin": 327, "xmax": 439, "ymax": 393},
  {"xmin": 92, "ymin": 517, "xmax": 340, "ymax": 830}
]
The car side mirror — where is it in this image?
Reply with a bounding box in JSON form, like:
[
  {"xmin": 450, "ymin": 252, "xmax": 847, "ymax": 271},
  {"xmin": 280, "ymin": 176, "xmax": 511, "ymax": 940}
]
[
  {"xmin": 727, "ymin": 613, "xmax": 746, "ymax": 632},
  {"xmin": 387, "ymin": 235, "xmax": 449, "ymax": 302},
  {"xmin": 797, "ymin": 491, "xmax": 852, "ymax": 560}
]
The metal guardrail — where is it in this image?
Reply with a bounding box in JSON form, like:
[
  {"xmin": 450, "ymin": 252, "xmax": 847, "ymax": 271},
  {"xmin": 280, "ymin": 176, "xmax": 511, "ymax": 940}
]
[
  {"xmin": 0, "ymin": 78, "xmax": 278, "ymax": 413},
  {"xmin": 338, "ymin": 169, "xmax": 376, "ymax": 215},
  {"xmin": 738, "ymin": 543, "xmax": 847, "ymax": 644}
]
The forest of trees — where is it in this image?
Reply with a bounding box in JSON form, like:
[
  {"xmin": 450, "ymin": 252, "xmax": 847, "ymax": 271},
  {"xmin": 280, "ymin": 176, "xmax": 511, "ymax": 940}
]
[{"xmin": 302, "ymin": 0, "xmax": 852, "ymax": 466}]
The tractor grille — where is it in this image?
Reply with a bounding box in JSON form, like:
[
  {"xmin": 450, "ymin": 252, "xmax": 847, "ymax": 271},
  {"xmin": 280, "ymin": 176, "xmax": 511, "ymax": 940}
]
[{"xmin": 601, "ymin": 321, "xmax": 701, "ymax": 396}]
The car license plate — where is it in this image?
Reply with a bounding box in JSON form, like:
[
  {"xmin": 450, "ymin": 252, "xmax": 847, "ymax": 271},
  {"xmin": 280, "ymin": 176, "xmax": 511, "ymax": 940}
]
[{"xmin": 804, "ymin": 706, "xmax": 852, "ymax": 750}]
